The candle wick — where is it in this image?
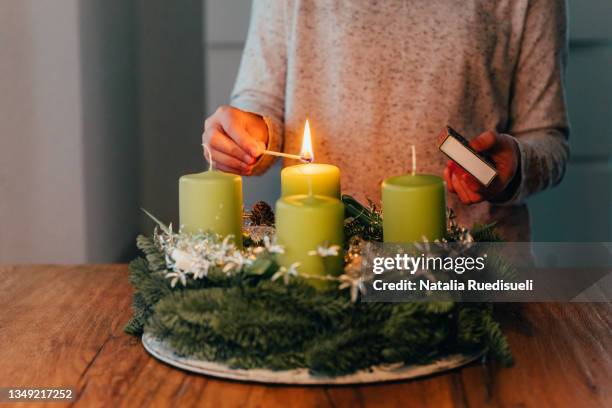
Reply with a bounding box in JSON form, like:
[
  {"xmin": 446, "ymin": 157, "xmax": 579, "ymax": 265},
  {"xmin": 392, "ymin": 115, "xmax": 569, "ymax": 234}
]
[
  {"xmin": 202, "ymin": 143, "xmax": 214, "ymax": 171},
  {"xmin": 411, "ymin": 145, "xmax": 416, "ymax": 176}
]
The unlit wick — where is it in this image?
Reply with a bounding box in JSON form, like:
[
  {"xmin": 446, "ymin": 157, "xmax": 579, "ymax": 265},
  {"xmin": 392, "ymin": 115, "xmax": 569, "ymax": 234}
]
[
  {"xmin": 411, "ymin": 145, "xmax": 416, "ymax": 176},
  {"xmin": 202, "ymin": 143, "xmax": 214, "ymax": 171}
]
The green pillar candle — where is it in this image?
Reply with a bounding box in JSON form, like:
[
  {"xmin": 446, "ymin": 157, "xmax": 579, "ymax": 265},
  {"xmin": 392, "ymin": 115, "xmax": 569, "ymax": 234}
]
[
  {"xmin": 275, "ymin": 194, "xmax": 344, "ymax": 289},
  {"xmin": 382, "ymin": 174, "xmax": 447, "ymax": 243},
  {"xmin": 179, "ymin": 170, "xmax": 243, "ymax": 246},
  {"xmin": 281, "ymin": 164, "xmax": 341, "ymax": 198}
]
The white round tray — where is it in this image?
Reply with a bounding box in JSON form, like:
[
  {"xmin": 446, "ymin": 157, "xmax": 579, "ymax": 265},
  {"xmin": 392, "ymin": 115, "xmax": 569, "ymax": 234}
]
[{"xmin": 142, "ymin": 333, "xmax": 483, "ymax": 385}]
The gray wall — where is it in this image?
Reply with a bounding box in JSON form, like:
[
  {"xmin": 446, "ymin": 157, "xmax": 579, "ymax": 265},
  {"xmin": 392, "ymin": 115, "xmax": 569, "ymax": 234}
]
[
  {"xmin": 529, "ymin": 0, "xmax": 612, "ymax": 241},
  {"xmin": 1, "ymin": 1, "xmax": 90, "ymax": 263},
  {"xmin": 204, "ymin": 0, "xmax": 612, "ymax": 241},
  {"xmin": 136, "ymin": 0, "xmax": 204, "ymax": 231},
  {"xmin": 0, "ymin": 0, "xmax": 203, "ymax": 263},
  {"xmin": 79, "ymin": 0, "xmax": 140, "ymax": 262}
]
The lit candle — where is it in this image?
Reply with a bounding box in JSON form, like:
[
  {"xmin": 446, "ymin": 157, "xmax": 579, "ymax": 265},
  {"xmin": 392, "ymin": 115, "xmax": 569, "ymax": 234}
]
[
  {"xmin": 275, "ymin": 121, "xmax": 344, "ymax": 289},
  {"xmin": 179, "ymin": 149, "xmax": 243, "ymax": 246},
  {"xmin": 382, "ymin": 149, "xmax": 447, "ymax": 243},
  {"xmin": 275, "ymin": 194, "xmax": 344, "ymax": 289},
  {"xmin": 281, "ymin": 120, "xmax": 341, "ymax": 198}
]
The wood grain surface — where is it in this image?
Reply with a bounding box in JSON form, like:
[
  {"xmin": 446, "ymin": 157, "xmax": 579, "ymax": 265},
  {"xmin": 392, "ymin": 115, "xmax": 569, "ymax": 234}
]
[{"xmin": 0, "ymin": 265, "xmax": 610, "ymax": 407}]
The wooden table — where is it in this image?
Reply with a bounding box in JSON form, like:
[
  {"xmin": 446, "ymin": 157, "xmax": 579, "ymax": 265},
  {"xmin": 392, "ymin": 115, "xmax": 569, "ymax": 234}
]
[{"xmin": 0, "ymin": 265, "xmax": 611, "ymax": 407}]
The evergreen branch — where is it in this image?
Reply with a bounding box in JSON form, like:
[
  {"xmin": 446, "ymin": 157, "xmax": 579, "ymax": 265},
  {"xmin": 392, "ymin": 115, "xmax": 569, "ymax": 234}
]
[
  {"xmin": 471, "ymin": 222, "xmax": 503, "ymax": 242},
  {"xmin": 124, "ymin": 207, "xmax": 513, "ymax": 376},
  {"xmin": 342, "ymin": 195, "xmax": 383, "ymax": 242}
]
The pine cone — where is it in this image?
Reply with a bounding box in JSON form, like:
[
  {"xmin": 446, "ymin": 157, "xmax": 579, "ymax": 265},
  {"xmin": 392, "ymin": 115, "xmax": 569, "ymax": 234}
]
[{"xmin": 249, "ymin": 201, "xmax": 275, "ymax": 226}]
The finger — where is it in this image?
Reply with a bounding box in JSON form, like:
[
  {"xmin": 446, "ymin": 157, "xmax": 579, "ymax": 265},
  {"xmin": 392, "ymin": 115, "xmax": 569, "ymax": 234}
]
[
  {"xmin": 208, "ymin": 128, "xmax": 254, "ymax": 164},
  {"xmin": 448, "ymin": 160, "xmax": 463, "ymax": 174},
  {"xmin": 452, "ymin": 172, "xmax": 474, "ymax": 204},
  {"xmin": 211, "ymin": 162, "xmax": 243, "ymax": 175},
  {"xmin": 459, "ymin": 175, "xmax": 483, "ymax": 202},
  {"xmin": 469, "ymin": 130, "xmax": 497, "ymax": 153},
  {"xmin": 210, "ymin": 149, "xmax": 252, "ymax": 174},
  {"xmin": 449, "ymin": 161, "xmax": 470, "ymax": 179},
  {"xmin": 449, "ymin": 162, "xmax": 485, "ymax": 202},
  {"xmin": 461, "ymin": 172, "xmax": 483, "ymax": 192},
  {"xmin": 444, "ymin": 165, "xmax": 455, "ymax": 193},
  {"xmin": 451, "ymin": 172, "xmax": 470, "ymax": 203},
  {"xmin": 461, "ymin": 176, "xmax": 483, "ymax": 203},
  {"xmin": 216, "ymin": 106, "xmax": 265, "ymax": 157},
  {"xmin": 214, "ymin": 162, "xmax": 242, "ymax": 175},
  {"xmin": 447, "ymin": 162, "xmax": 482, "ymax": 191},
  {"xmin": 470, "ymin": 191, "xmax": 483, "ymax": 203},
  {"xmin": 217, "ymin": 164, "xmax": 240, "ymax": 175},
  {"xmin": 245, "ymin": 112, "xmax": 269, "ymax": 142}
]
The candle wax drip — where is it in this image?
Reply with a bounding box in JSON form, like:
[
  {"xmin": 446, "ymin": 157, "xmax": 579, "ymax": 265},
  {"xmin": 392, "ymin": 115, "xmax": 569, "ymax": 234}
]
[{"xmin": 307, "ymin": 176, "xmax": 314, "ymax": 196}]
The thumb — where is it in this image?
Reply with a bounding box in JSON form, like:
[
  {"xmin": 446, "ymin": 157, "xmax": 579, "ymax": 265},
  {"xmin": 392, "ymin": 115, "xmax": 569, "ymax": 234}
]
[{"xmin": 469, "ymin": 131, "xmax": 497, "ymax": 153}]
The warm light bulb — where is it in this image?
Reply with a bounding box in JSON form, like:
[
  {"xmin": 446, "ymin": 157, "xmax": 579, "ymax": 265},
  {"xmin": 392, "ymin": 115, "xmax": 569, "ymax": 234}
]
[{"xmin": 300, "ymin": 119, "xmax": 314, "ymax": 163}]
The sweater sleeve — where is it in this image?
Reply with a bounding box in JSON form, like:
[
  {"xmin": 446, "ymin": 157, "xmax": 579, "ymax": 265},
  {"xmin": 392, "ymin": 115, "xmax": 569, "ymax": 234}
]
[
  {"xmin": 230, "ymin": 0, "xmax": 288, "ymax": 175},
  {"xmin": 502, "ymin": 0, "xmax": 570, "ymax": 205}
]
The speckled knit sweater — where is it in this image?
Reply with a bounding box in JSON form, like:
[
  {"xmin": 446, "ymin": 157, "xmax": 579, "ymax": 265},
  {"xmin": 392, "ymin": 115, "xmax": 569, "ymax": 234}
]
[{"xmin": 231, "ymin": 0, "xmax": 569, "ymax": 241}]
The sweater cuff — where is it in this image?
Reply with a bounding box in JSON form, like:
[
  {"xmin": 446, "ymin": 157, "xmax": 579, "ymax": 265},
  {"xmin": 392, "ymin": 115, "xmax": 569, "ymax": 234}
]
[
  {"xmin": 491, "ymin": 134, "xmax": 528, "ymax": 206},
  {"xmin": 252, "ymin": 115, "xmax": 283, "ymax": 175}
]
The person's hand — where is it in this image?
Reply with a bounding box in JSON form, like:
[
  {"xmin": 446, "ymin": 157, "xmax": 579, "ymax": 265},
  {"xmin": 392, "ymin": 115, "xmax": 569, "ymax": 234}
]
[
  {"xmin": 202, "ymin": 105, "xmax": 268, "ymax": 175},
  {"xmin": 442, "ymin": 130, "xmax": 520, "ymax": 205}
]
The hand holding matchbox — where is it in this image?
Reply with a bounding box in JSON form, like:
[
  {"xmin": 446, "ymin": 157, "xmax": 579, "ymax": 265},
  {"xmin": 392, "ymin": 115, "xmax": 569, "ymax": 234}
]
[
  {"xmin": 440, "ymin": 126, "xmax": 522, "ymax": 205},
  {"xmin": 439, "ymin": 126, "xmax": 498, "ymax": 187}
]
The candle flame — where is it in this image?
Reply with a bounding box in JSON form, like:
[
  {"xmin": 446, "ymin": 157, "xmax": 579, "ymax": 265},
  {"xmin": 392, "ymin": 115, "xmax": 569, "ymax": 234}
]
[{"xmin": 300, "ymin": 119, "xmax": 314, "ymax": 163}]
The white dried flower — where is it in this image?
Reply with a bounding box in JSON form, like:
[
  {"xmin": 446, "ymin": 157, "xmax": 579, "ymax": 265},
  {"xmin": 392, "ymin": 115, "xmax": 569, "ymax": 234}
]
[
  {"xmin": 153, "ymin": 226, "xmax": 258, "ymax": 286},
  {"xmin": 165, "ymin": 270, "xmax": 188, "ymax": 288},
  {"xmin": 338, "ymin": 273, "xmax": 365, "ymax": 303},
  {"xmin": 308, "ymin": 243, "xmax": 341, "ymax": 257},
  {"xmin": 171, "ymin": 248, "xmax": 196, "ymax": 272},
  {"xmin": 253, "ymin": 235, "xmax": 284, "ymax": 255},
  {"xmin": 271, "ymin": 262, "xmax": 300, "ymax": 285}
]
